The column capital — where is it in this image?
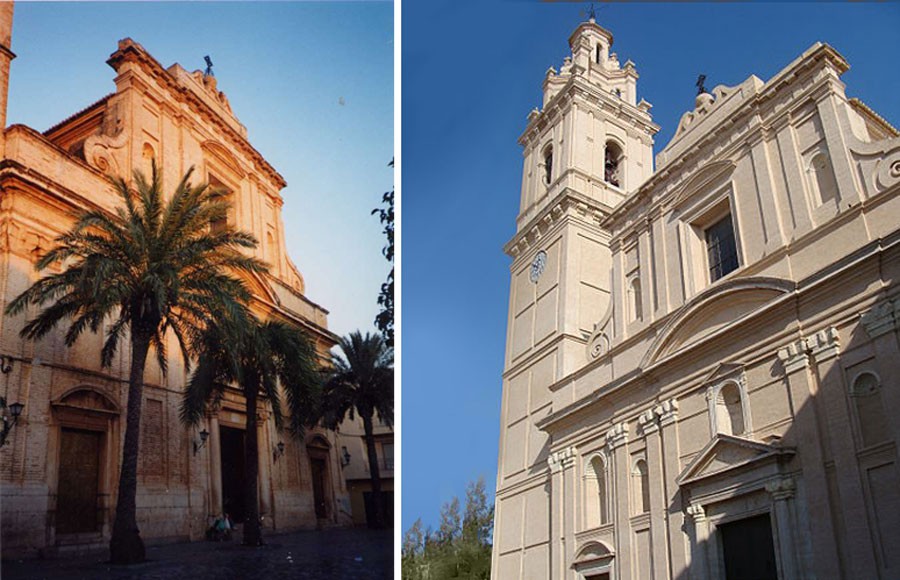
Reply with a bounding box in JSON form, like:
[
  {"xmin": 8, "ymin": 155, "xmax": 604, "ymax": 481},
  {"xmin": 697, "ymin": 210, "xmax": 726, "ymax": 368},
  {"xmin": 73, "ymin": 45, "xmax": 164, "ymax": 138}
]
[
  {"xmin": 547, "ymin": 446, "xmax": 576, "ymax": 473},
  {"xmin": 638, "ymin": 408, "xmax": 659, "ymax": 435},
  {"xmin": 685, "ymin": 503, "xmax": 706, "ymax": 522},
  {"xmin": 860, "ymin": 299, "xmax": 898, "ymax": 339},
  {"xmin": 809, "ymin": 327, "xmax": 841, "ymax": 363},
  {"xmin": 765, "ymin": 476, "xmax": 795, "ymax": 501},
  {"xmin": 777, "ymin": 337, "xmax": 809, "ymax": 374},
  {"xmin": 657, "ymin": 398, "xmax": 679, "ymax": 426},
  {"xmin": 606, "ymin": 422, "xmax": 629, "ymax": 449}
]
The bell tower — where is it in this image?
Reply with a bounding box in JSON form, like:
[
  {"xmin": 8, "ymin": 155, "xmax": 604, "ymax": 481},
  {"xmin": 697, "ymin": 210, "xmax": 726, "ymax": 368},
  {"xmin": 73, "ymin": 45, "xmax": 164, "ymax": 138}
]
[
  {"xmin": 0, "ymin": 1, "xmax": 14, "ymax": 159},
  {"xmin": 493, "ymin": 16, "xmax": 658, "ymax": 579}
]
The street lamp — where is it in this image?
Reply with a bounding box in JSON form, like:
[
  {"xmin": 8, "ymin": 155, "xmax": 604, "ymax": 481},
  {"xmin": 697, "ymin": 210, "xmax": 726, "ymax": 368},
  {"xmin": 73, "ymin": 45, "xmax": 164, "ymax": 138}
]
[
  {"xmin": 1, "ymin": 399, "xmax": 24, "ymax": 446},
  {"xmin": 193, "ymin": 429, "xmax": 209, "ymax": 455},
  {"xmin": 273, "ymin": 441, "xmax": 285, "ymax": 462},
  {"xmin": 340, "ymin": 446, "xmax": 351, "ymax": 467}
]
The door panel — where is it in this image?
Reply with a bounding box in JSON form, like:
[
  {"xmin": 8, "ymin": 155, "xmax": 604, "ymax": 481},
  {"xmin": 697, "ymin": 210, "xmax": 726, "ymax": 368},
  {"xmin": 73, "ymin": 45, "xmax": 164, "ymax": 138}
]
[{"xmin": 57, "ymin": 428, "xmax": 101, "ymax": 534}]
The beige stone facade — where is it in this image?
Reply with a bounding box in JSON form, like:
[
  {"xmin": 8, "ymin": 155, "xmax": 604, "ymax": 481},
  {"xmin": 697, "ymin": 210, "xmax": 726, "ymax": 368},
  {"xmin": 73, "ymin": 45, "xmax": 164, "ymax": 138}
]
[
  {"xmin": 0, "ymin": 7, "xmax": 352, "ymax": 557},
  {"xmin": 337, "ymin": 416, "xmax": 394, "ymax": 527},
  {"xmin": 493, "ymin": 18, "xmax": 900, "ymax": 580}
]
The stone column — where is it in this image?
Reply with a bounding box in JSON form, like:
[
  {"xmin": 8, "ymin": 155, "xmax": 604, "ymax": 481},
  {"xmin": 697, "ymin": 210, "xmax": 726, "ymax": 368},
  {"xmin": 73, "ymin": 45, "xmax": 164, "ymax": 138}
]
[
  {"xmin": 685, "ymin": 503, "xmax": 710, "ymax": 580},
  {"xmin": 810, "ymin": 326, "xmax": 879, "ymax": 578},
  {"xmin": 861, "ymin": 299, "xmax": 900, "ymax": 445},
  {"xmin": 548, "ymin": 447, "xmax": 574, "ymax": 580},
  {"xmin": 776, "ymin": 338, "xmax": 840, "ymax": 578},
  {"xmin": 608, "ymin": 422, "xmax": 632, "ymax": 579},
  {"xmin": 257, "ymin": 409, "xmax": 273, "ymax": 526},
  {"xmin": 766, "ymin": 477, "xmax": 799, "ymax": 580},
  {"xmin": 639, "ymin": 408, "xmax": 669, "ymax": 580},
  {"xmin": 658, "ymin": 399, "xmax": 688, "ymax": 577},
  {"xmin": 561, "ymin": 447, "xmax": 578, "ymax": 580},
  {"xmin": 208, "ymin": 413, "xmax": 223, "ymax": 518}
]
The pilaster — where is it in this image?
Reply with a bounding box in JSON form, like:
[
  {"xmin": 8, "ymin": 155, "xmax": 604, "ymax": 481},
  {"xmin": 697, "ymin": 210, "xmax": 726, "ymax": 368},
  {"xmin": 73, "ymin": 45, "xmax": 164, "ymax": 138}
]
[
  {"xmin": 257, "ymin": 410, "xmax": 273, "ymax": 526},
  {"xmin": 860, "ymin": 298, "xmax": 900, "ymax": 450},
  {"xmin": 548, "ymin": 446, "xmax": 575, "ymax": 579},
  {"xmin": 776, "ymin": 336, "xmax": 841, "ymax": 578},
  {"xmin": 765, "ymin": 477, "xmax": 800, "ymax": 580},
  {"xmin": 607, "ymin": 422, "xmax": 631, "ymax": 579},
  {"xmin": 810, "ymin": 326, "xmax": 879, "ymax": 579},
  {"xmin": 657, "ymin": 398, "xmax": 688, "ymax": 577},
  {"xmin": 685, "ymin": 503, "xmax": 710, "ymax": 580},
  {"xmin": 639, "ymin": 407, "xmax": 669, "ymax": 580},
  {"xmin": 208, "ymin": 412, "xmax": 223, "ymax": 518}
]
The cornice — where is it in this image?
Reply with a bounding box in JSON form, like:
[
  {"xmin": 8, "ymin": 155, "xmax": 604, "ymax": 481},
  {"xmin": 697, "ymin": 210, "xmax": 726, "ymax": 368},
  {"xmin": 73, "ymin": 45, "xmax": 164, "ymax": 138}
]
[{"xmin": 107, "ymin": 39, "xmax": 287, "ymax": 190}]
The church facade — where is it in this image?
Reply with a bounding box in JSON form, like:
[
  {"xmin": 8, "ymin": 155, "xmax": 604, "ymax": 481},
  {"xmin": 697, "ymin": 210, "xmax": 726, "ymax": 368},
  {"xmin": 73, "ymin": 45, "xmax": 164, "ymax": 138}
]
[
  {"xmin": 492, "ymin": 17, "xmax": 900, "ymax": 580},
  {"xmin": 0, "ymin": 6, "xmax": 352, "ymax": 556}
]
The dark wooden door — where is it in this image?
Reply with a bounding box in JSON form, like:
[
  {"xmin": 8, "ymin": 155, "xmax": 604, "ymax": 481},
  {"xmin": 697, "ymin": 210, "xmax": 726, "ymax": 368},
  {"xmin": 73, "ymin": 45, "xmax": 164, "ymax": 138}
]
[
  {"xmin": 721, "ymin": 513, "xmax": 778, "ymax": 580},
  {"xmin": 310, "ymin": 457, "xmax": 328, "ymax": 518},
  {"xmin": 220, "ymin": 426, "xmax": 247, "ymax": 523},
  {"xmin": 56, "ymin": 428, "xmax": 101, "ymax": 534}
]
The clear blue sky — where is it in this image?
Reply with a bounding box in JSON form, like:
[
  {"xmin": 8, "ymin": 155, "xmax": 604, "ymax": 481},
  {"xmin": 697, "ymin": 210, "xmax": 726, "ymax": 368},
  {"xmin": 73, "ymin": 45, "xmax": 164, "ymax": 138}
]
[
  {"xmin": 401, "ymin": 1, "xmax": 900, "ymax": 533},
  {"xmin": 6, "ymin": 1, "xmax": 393, "ymax": 340}
]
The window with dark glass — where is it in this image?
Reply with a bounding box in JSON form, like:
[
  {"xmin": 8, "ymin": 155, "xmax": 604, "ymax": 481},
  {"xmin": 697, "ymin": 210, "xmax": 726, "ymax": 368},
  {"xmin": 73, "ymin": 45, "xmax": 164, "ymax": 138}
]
[{"xmin": 705, "ymin": 214, "xmax": 739, "ymax": 281}]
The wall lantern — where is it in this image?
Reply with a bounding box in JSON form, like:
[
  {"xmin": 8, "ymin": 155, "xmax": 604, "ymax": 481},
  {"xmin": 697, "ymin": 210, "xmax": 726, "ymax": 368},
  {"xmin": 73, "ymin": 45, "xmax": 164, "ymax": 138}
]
[
  {"xmin": 341, "ymin": 446, "xmax": 351, "ymax": 467},
  {"xmin": 1, "ymin": 398, "xmax": 25, "ymax": 446},
  {"xmin": 193, "ymin": 429, "xmax": 209, "ymax": 455},
  {"xmin": 0, "ymin": 355, "xmax": 13, "ymax": 374},
  {"xmin": 273, "ymin": 441, "xmax": 285, "ymax": 462}
]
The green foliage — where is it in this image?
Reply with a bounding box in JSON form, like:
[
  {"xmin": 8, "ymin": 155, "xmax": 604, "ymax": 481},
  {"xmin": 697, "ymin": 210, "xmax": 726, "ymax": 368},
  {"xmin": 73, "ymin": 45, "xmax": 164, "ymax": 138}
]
[
  {"xmin": 180, "ymin": 316, "xmax": 323, "ymax": 437},
  {"xmin": 372, "ymin": 159, "xmax": 394, "ymax": 347},
  {"xmin": 320, "ymin": 331, "xmax": 394, "ymax": 430},
  {"xmin": 402, "ymin": 477, "xmax": 494, "ymax": 580},
  {"xmin": 5, "ymin": 161, "xmax": 265, "ymax": 368}
]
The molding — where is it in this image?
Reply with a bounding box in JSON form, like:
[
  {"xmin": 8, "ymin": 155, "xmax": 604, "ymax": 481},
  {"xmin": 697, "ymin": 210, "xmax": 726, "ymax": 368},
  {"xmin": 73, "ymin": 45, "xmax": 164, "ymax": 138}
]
[
  {"xmin": 606, "ymin": 422, "xmax": 629, "ymax": 449},
  {"xmin": 808, "ymin": 326, "xmax": 841, "ymax": 363},
  {"xmin": 765, "ymin": 476, "xmax": 796, "ymax": 501},
  {"xmin": 860, "ymin": 298, "xmax": 899, "ymax": 339},
  {"xmin": 548, "ymin": 446, "xmax": 576, "ymax": 473},
  {"xmin": 777, "ymin": 338, "xmax": 810, "ymax": 374}
]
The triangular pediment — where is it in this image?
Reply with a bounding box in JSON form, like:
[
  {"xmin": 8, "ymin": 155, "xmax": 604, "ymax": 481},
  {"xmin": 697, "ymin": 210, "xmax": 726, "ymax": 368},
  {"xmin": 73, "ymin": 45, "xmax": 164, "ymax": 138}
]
[{"xmin": 676, "ymin": 434, "xmax": 793, "ymax": 487}]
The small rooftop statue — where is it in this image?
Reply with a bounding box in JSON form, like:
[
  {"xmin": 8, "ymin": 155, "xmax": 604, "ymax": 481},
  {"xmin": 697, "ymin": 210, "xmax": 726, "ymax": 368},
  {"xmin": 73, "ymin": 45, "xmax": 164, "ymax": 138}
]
[{"xmin": 204, "ymin": 55, "xmax": 214, "ymax": 78}]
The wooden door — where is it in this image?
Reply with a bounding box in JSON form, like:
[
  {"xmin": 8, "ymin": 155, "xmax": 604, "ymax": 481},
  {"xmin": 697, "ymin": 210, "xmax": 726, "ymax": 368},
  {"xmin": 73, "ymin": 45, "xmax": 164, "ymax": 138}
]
[
  {"xmin": 310, "ymin": 457, "xmax": 328, "ymax": 518},
  {"xmin": 721, "ymin": 513, "xmax": 778, "ymax": 580},
  {"xmin": 56, "ymin": 428, "xmax": 101, "ymax": 534}
]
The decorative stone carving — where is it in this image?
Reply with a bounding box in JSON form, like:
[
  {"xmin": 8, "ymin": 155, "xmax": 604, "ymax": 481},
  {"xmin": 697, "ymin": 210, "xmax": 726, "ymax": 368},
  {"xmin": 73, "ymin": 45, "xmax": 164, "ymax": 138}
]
[
  {"xmin": 808, "ymin": 326, "xmax": 841, "ymax": 362},
  {"xmin": 765, "ymin": 476, "xmax": 795, "ymax": 501},
  {"xmin": 606, "ymin": 422, "xmax": 629, "ymax": 449},
  {"xmin": 685, "ymin": 503, "xmax": 706, "ymax": 521},
  {"xmin": 638, "ymin": 408, "xmax": 659, "ymax": 435},
  {"xmin": 83, "ymin": 101, "xmax": 128, "ymax": 175},
  {"xmin": 547, "ymin": 446, "xmax": 576, "ymax": 473},
  {"xmin": 860, "ymin": 299, "xmax": 898, "ymax": 339},
  {"xmin": 777, "ymin": 338, "xmax": 809, "ymax": 373},
  {"xmin": 657, "ymin": 398, "xmax": 679, "ymax": 427}
]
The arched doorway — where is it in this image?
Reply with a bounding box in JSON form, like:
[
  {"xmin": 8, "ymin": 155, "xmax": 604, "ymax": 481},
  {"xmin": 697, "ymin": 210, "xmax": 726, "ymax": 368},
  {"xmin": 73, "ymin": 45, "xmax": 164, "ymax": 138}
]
[
  {"xmin": 306, "ymin": 435, "xmax": 332, "ymax": 521},
  {"xmin": 50, "ymin": 388, "xmax": 119, "ymax": 542}
]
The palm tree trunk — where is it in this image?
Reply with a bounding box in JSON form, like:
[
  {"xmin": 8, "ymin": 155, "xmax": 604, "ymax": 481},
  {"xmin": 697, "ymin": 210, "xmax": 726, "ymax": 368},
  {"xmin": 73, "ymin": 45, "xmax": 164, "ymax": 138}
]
[
  {"xmin": 109, "ymin": 333, "xmax": 150, "ymax": 564},
  {"xmin": 242, "ymin": 383, "xmax": 262, "ymax": 546},
  {"xmin": 362, "ymin": 413, "xmax": 384, "ymax": 528}
]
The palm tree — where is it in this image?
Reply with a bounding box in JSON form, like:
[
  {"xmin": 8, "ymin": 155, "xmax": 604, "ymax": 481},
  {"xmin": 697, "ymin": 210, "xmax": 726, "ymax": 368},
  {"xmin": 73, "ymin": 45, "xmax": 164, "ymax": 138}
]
[
  {"xmin": 321, "ymin": 331, "xmax": 393, "ymax": 528},
  {"xmin": 5, "ymin": 164, "xmax": 265, "ymax": 564},
  {"xmin": 180, "ymin": 316, "xmax": 322, "ymax": 546}
]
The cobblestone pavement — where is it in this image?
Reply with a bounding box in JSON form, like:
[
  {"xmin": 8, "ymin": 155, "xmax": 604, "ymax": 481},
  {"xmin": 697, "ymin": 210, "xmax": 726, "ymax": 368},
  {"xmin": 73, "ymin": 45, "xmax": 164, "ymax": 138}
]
[{"xmin": 1, "ymin": 527, "xmax": 392, "ymax": 580}]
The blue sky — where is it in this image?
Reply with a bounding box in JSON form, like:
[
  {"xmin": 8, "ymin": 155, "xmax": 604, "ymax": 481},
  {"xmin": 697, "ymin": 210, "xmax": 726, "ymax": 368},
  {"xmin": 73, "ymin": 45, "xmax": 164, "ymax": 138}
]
[
  {"xmin": 401, "ymin": 1, "xmax": 900, "ymax": 532},
  {"xmin": 6, "ymin": 1, "xmax": 394, "ymax": 340}
]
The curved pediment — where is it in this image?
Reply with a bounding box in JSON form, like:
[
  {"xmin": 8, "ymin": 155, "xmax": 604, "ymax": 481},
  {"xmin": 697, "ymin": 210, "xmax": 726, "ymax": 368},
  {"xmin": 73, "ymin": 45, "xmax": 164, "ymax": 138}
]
[
  {"xmin": 642, "ymin": 277, "xmax": 795, "ymax": 368},
  {"xmin": 572, "ymin": 540, "xmax": 615, "ymax": 567},
  {"xmin": 668, "ymin": 159, "xmax": 736, "ymax": 210},
  {"xmin": 201, "ymin": 140, "xmax": 247, "ymax": 179},
  {"xmin": 53, "ymin": 387, "xmax": 120, "ymax": 414}
]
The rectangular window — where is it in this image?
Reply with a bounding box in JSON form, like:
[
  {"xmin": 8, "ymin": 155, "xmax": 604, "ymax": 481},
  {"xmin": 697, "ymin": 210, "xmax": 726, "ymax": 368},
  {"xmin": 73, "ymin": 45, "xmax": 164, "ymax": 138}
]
[
  {"xmin": 705, "ymin": 214, "xmax": 739, "ymax": 282},
  {"xmin": 382, "ymin": 442, "xmax": 394, "ymax": 470}
]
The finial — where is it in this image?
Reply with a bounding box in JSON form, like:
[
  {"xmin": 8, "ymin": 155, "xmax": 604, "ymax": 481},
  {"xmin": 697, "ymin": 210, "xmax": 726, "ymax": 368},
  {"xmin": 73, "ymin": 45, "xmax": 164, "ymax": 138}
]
[
  {"xmin": 204, "ymin": 55, "xmax": 214, "ymax": 78},
  {"xmin": 696, "ymin": 74, "xmax": 707, "ymax": 95}
]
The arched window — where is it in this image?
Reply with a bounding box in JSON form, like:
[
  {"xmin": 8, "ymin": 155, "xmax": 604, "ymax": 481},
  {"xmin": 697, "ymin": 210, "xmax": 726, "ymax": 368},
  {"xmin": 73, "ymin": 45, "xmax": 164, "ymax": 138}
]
[
  {"xmin": 595, "ymin": 44, "xmax": 601, "ymax": 65},
  {"xmin": 715, "ymin": 382, "xmax": 745, "ymax": 436},
  {"xmin": 628, "ymin": 276, "xmax": 643, "ymax": 322},
  {"xmin": 605, "ymin": 141, "xmax": 623, "ymax": 188},
  {"xmin": 809, "ymin": 152, "xmax": 838, "ymax": 206},
  {"xmin": 542, "ymin": 145, "xmax": 553, "ymax": 185},
  {"xmin": 584, "ymin": 456, "xmax": 609, "ymax": 527},
  {"xmin": 850, "ymin": 372, "xmax": 889, "ymax": 448},
  {"xmin": 632, "ymin": 459, "xmax": 650, "ymax": 514},
  {"xmin": 142, "ymin": 143, "xmax": 155, "ymax": 178}
]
